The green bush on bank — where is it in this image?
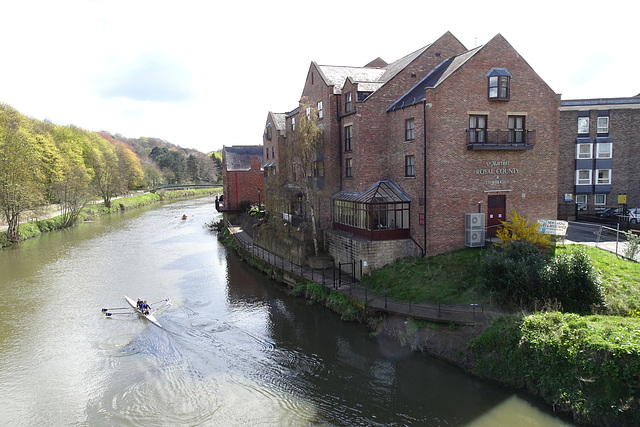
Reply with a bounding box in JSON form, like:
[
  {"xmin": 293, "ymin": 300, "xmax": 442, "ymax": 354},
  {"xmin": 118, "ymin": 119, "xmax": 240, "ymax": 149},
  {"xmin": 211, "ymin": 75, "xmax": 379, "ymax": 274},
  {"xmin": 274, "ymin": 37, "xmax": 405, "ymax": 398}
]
[{"xmin": 470, "ymin": 312, "xmax": 640, "ymax": 426}]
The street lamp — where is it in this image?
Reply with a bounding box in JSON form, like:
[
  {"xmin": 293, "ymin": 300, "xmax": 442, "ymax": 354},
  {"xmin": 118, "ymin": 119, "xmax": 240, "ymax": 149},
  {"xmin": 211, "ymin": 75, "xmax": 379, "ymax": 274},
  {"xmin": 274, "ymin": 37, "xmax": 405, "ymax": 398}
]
[{"xmin": 258, "ymin": 188, "xmax": 261, "ymax": 210}]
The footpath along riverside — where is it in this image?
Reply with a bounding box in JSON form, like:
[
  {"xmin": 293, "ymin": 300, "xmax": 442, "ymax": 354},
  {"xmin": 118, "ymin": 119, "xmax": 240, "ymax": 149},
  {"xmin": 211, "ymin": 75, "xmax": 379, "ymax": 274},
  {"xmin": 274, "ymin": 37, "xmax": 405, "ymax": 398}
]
[{"xmin": 226, "ymin": 222, "xmax": 499, "ymax": 326}]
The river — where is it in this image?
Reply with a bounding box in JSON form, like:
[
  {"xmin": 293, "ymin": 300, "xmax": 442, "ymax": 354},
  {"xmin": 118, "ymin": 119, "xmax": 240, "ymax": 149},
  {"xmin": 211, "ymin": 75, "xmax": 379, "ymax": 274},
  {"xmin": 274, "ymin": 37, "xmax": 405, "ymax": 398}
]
[{"xmin": 0, "ymin": 196, "xmax": 574, "ymax": 426}]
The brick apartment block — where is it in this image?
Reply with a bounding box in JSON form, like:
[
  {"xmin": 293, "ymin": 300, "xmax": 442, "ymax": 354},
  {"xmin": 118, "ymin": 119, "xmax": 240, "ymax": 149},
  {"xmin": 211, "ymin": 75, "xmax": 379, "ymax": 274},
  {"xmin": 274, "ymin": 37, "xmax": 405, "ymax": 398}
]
[{"xmin": 246, "ymin": 32, "xmax": 636, "ymax": 275}]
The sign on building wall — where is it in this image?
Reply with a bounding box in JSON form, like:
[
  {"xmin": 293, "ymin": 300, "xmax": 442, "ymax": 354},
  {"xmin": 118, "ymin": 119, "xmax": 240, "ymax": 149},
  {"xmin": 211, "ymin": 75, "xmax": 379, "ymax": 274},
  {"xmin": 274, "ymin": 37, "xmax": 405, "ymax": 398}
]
[
  {"xmin": 618, "ymin": 194, "xmax": 627, "ymax": 204},
  {"xmin": 537, "ymin": 219, "xmax": 569, "ymax": 236}
]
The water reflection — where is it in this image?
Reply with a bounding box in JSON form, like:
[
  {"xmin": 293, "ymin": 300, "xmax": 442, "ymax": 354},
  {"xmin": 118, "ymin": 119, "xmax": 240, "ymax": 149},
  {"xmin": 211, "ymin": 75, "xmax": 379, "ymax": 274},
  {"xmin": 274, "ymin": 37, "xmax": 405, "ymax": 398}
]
[{"xmin": 0, "ymin": 196, "xmax": 574, "ymax": 426}]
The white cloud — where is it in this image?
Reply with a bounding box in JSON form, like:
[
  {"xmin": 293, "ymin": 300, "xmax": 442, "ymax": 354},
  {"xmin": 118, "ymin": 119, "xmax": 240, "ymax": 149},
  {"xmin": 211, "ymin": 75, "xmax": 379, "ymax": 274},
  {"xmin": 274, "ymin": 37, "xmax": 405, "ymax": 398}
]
[{"xmin": 0, "ymin": 0, "xmax": 638, "ymax": 153}]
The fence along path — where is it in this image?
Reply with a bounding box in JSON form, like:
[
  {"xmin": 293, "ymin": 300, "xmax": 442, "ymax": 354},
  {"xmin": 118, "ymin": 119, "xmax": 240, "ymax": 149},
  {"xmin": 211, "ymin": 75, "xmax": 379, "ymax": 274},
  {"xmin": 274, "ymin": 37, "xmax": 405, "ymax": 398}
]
[{"xmin": 227, "ymin": 222, "xmax": 498, "ymax": 326}]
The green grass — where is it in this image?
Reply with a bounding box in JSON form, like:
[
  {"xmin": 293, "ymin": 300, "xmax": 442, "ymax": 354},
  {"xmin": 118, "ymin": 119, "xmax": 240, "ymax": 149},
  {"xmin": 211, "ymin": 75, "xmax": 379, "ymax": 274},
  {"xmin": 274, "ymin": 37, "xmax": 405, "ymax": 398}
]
[
  {"xmin": 361, "ymin": 244, "xmax": 640, "ymax": 314},
  {"xmin": 360, "ymin": 248, "xmax": 490, "ymax": 304}
]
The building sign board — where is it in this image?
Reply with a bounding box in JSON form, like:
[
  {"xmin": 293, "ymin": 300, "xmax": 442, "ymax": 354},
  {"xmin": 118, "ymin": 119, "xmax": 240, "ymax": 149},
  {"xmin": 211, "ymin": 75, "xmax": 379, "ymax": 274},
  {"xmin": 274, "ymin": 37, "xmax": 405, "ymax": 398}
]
[{"xmin": 537, "ymin": 219, "xmax": 568, "ymax": 236}]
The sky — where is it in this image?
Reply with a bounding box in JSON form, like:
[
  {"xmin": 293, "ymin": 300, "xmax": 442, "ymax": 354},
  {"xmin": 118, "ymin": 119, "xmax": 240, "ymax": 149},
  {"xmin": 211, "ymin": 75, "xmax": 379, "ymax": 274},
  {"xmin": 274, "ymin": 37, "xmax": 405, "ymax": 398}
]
[{"xmin": 1, "ymin": 0, "xmax": 638, "ymax": 154}]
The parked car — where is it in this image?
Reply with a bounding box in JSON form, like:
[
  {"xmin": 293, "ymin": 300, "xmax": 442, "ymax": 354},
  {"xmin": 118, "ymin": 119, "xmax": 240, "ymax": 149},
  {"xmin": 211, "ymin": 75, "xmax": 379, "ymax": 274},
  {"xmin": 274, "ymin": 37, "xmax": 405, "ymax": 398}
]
[
  {"xmin": 624, "ymin": 208, "xmax": 639, "ymax": 224},
  {"xmin": 596, "ymin": 207, "xmax": 624, "ymax": 218}
]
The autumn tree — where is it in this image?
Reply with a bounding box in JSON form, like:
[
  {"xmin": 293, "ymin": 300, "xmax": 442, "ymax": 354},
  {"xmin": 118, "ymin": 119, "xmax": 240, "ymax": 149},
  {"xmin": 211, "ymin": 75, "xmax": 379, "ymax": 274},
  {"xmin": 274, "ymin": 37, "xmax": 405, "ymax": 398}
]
[{"xmin": 0, "ymin": 104, "xmax": 46, "ymax": 242}]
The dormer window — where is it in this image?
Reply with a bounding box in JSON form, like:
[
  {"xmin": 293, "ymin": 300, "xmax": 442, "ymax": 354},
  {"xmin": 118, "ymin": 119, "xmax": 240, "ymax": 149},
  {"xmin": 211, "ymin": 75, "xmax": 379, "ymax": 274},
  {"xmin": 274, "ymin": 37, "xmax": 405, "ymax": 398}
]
[
  {"xmin": 486, "ymin": 68, "xmax": 511, "ymax": 100},
  {"xmin": 265, "ymin": 123, "xmax": 272, "ymax": 140}
]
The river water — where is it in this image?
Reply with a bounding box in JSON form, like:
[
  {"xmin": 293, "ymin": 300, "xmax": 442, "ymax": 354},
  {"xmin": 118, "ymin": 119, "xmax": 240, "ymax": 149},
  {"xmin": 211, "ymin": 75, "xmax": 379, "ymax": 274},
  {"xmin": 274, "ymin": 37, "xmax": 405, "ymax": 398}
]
[{"xmin": 0, "ymin": 196, "xmax": 574, "ymax": 426}]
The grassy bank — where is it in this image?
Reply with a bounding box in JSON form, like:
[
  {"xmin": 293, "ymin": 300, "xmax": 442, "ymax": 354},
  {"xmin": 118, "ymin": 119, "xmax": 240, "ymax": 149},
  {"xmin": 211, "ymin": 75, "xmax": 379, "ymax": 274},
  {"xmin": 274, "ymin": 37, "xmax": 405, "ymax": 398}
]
[
  {"xmin": 0, "ymin": 188, "xmax": 219, "ymax": 246},
  {"xmin": 363, "ymin": 244, "xmax": 640, "ymax": 426}
]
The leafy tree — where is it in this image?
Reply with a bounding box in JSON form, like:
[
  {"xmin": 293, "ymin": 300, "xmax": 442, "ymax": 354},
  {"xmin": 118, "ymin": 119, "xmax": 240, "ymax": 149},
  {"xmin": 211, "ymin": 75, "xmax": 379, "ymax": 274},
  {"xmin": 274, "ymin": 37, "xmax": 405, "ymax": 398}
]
[
  {"xmin": 496, "ymin": 209, "xmax": 552, "ymax": 249},
  {"xmin": 186, "ymin": 154, "xmax": 200, "ymax": 182},
  {"xmin": 0, "ymin": 104, "xmax": 46, "ymax": 242},
  {"xmin": 85, "ymin": 132, "xmax": 120, "ymax": 208},
  {"xmin": 51, "ymin": 125, "xmax": 93, "ymax": 227},
  {"xmin": 114, "ymin": 140, "xmax": 145, "ymax": 191}
]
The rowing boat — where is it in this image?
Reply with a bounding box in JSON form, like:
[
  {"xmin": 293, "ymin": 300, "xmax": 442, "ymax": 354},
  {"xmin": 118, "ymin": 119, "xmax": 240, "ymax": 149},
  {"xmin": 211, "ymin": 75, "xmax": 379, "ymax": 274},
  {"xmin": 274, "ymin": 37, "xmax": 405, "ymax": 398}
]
[{"xmin": 124, "ymin": 295, "xmax": 162, "ymax": 328}]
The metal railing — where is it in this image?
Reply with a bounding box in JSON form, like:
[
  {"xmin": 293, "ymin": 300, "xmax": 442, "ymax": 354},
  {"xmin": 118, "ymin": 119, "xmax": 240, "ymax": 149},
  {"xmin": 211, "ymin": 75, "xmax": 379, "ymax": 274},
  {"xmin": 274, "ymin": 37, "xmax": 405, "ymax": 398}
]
[{"xmin": 226, "ymin": 221, "xmax": 495, "ymax": 324}]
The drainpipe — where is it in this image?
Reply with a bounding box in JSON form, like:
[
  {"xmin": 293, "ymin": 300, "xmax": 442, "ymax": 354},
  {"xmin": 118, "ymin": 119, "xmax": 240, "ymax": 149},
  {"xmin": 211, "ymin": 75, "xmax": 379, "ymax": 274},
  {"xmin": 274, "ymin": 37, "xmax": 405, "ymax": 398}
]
[{"xmin": 422, "ymin": 100, "xmax": 430, "ymax": 257}]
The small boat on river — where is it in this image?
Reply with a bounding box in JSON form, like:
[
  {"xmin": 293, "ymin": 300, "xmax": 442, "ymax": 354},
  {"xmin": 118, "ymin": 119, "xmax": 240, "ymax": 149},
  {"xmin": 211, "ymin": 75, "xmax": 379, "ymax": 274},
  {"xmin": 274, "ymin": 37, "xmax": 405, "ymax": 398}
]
[{"xmin": 124, "ymin": 295, "xmax": 162, "ymax": 328}]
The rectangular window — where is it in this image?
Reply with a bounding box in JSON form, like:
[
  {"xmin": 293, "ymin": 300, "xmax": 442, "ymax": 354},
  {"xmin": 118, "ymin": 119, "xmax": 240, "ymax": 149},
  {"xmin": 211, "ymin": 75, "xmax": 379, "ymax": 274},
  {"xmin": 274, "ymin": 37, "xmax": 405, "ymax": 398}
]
[
  {"xmin": 508, "ymin": 115, "xmax": 525, "ymax": 143},
  {"xmin": 345, "ymin": 158, "xmax": 352, "ymax": 177},
  {"xmin": 405, "ymin": 118, "xmax": 415, "ymax": 141},
  {"xmin": 597, "ymin": 116, "xmax": 609, "ymax": 134},
  {"xmin": 576, "ymin": 194, "xmax": 587, "ymax": 206},
  {"xmin": 271, "ymin": 146, "xmax": 275, "ymax": 158},
  {"xmin": 306, "ymin": 107, "xmax": 311, "ymax": 120},
  {"xmin": 469, "ymin": 115, "xmax": 487, "ymax": 143},
  {"xmin": 596, "ymin": 169, "xmax": 611, "ymax": 185},
  {"xmin": 576, "ymin": 169, "xmax": 592, "ymax": 185},
  {"xmin": 577, "ymin": 117, "xmax": 589, "ymax": 134},
  {"xmin": 344, "ymin": 125, "xmax": 353, "ymax": 151},
  {"xmin": 596, "ymin": 142, "xmax": 612, "ymax": 159},
  {"xmin": 313, "ymin": 161, "xmax": 324, "ymax": 177},
  {"xmin": 345, "ymin": 92, "xmax": 352, "ymax": 113},
  {"xmin": 488, "ymin": 76, "xmax": 509, "ymax": 100},
  {"xmin": 405, "ymin": 155, "xmax": 415, "ymax": 177},
  {"xmin": 291, "ymin": 117, "xmax": 295, "ymax": 131},
  {"xmin": 594, "ymin": 194, "xmax": 606, "ymax": 205},
  {"xmin": 576, "ymin": 143, "xmax": 592, "ymax": 159},
  {"xmin": 317, "ymin": 101, "xmax": 323, "ymax": 119}
]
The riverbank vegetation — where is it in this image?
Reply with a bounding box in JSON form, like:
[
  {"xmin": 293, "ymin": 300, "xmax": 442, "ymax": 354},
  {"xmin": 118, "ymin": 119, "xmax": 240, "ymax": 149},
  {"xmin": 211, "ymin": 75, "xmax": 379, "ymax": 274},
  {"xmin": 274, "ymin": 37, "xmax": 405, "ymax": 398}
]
[
  {"xmin": 0, "ymin": 103, "xmax": 221, "ymax": 243},
  {"xmin": 0, "ymin": 188, "xmax": 217, "ymax": 247},
  {"xmin": 363, "ymin": 242, "xmax": 640, "ymax": 426}
]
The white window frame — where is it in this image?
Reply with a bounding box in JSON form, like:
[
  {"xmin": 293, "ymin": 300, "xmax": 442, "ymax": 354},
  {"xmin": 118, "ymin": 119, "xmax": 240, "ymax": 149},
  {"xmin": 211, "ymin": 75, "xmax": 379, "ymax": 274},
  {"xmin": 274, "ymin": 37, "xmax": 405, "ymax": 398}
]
[
  {"xmin": 306, "ymin": 107, "xmax": 311, "ymax": 120},
  {"xmin": 596, "ymin": 142, "xmax": 612, "ymax": 159},
  {"xmin": 576, "ymin": 143, "xmax": 592, "ymax": 159},
  {"xmin": 291, "ymin": 117, "xmax": 295, "ymax": 131},
  {"xmin": 595, "ymin": 169, "xmax": 611, "ymax": 185},
  {"xmin": 576, "ymin": 169, "xmax": 592, "ymax": 185},
  {"xmin": 594, "ymin": 194, "xmax": 606, "ymax": 205},
  {"xmin": 597, "ymin": 116, "xmax": 609, "ymax": 134},
  {"xmin": 575, "ymin": 194, "xmax": 587, "ymax": 205},
  {"xmin": 317, "ymin": 101, "xmax": 323, "ymax": 119},
  {"xmin": 578, "ymin": 117, "xmax": 589, "ymax": 134}
]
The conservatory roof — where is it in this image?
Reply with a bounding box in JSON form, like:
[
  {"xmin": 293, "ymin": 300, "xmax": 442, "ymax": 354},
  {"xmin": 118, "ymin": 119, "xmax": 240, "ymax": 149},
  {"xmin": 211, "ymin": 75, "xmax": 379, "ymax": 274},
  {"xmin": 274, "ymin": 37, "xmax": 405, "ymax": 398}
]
[{"xmin": 332, "ymin": 179, "xmax": 410, "ymax": 204}]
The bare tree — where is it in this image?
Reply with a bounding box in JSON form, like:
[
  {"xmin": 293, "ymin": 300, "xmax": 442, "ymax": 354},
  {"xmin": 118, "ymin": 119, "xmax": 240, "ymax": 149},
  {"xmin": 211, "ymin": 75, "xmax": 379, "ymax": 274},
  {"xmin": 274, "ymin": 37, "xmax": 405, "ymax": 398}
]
[{"xmin": 291, "ymin": 101, "xmax": 324, "ymax": 256}]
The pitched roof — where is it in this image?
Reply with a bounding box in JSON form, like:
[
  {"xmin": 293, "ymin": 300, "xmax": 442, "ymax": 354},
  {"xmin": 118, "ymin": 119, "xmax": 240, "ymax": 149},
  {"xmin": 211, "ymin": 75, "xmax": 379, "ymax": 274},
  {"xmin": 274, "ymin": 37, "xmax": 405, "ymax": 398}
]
[
  {"xmin": 314, "ymin": 42, "xmax": 435, "ymax": 96},
  {"xmin": 223, "ymin": 145, "xmax": 263, "ymax": 171},
  {"xmin": 387, "ymin": 46, "xmax": 482, "ymax": 112},
  {"xmin": 269, "ymin": 112, "xmax": 286, "ymax": 131}
]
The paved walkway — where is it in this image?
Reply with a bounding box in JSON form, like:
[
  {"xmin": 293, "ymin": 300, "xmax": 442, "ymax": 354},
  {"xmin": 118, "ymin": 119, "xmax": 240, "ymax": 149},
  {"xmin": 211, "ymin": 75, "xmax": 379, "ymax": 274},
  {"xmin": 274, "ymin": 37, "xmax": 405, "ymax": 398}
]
[{"xmin": 227, "ymin": 223, "xmax": 499, "ymax": 326}]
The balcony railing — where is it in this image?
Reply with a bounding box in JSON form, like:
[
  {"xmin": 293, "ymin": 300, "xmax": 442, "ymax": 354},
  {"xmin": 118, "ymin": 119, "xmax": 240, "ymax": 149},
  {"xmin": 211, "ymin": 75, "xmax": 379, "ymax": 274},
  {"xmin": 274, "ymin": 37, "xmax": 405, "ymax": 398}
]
[{"xmin": 466, "ymin": 129, "xmax": 536, "ymax": 149}]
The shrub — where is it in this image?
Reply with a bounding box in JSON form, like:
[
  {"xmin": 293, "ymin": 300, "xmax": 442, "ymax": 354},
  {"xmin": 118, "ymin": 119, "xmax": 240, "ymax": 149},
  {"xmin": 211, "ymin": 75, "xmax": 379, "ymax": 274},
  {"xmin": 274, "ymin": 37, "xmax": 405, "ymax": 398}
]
[
  {"xmin": 480, "ymin": 241, "xmax": 547, "ymax": 307},
  {"xmin": 541, "ymin": 248, "xmax": 606, "ymax": 314},
  {"xmin": 496, "ymin": 209, "xmax": 552, "ymax": 249}
]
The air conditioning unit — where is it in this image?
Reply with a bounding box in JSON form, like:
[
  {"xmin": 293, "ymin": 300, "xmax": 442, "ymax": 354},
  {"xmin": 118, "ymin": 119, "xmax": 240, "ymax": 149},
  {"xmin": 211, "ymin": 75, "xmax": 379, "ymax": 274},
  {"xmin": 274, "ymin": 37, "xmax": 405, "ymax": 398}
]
[
  {"xmin": 465, "ymin": 213, "xmax": 485, "ymax": 247},
  {"xmin": 465, "ymin": 213, "xmax": 484, "ymax": 229}
]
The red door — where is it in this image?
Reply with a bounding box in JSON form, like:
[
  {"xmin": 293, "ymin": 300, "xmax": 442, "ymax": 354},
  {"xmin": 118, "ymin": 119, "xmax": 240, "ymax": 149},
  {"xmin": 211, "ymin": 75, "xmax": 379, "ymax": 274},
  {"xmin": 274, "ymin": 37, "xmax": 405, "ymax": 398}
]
[{"xmin": 487, "ymin": 195, "xmax": 506, "ymax": 237}]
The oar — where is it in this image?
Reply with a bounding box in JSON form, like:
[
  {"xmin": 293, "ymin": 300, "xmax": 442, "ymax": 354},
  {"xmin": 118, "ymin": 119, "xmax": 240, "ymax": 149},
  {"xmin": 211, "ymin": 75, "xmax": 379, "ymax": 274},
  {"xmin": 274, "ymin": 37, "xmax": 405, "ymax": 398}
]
[
  {"xmin": 101, "ymin": 307, "xmax": 131, "ymax": 312},
  {"xmin": 149, "ymin": 298, "xmax": 170, "ymax": 306},
  {"xmin": 105, "ymin": 312, "xmax": 133, "ymax": 317}
]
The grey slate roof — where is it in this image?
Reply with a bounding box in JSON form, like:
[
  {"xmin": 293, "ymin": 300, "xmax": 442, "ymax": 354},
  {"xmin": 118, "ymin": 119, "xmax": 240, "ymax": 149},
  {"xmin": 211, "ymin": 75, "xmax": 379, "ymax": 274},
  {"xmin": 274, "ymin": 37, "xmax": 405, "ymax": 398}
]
[
  {"xmin": 223, "ymin": 145, "xmax": 263, "ymax": 171},
  {"xmin": 315, "ymin": 42, "xmax": 434, "ymax": 96},
  {"xmin": 270, "ymin": 112, "xmax": 286, "ymax": 131},
  {"xmin": 387, "ymin": 46, "xmax": 482, "ymax": 112}
]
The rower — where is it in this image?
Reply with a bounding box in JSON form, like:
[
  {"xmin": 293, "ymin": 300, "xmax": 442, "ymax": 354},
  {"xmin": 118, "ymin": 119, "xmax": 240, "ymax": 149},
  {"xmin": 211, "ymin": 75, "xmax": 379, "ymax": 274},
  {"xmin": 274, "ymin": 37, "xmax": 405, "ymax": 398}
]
[
  {"xmin": 137, "ymin": 298, "xmax": 143, "ymax": 310},
  {"xmin": 143, "ymin": 300, "xmax": 150, "ymax": 315}
]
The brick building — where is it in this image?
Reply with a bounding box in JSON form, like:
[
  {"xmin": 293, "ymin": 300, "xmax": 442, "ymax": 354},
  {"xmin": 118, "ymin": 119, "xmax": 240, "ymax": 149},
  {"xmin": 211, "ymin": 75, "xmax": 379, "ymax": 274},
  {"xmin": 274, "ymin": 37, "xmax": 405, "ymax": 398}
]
[
  {"xmin": 558, "ymin": 95, "xmax": 640, "ymax": 219},
  {"xmin": 262, "ymin": 32, "xmax": 561, "ymax": 275},
  {"xmin": 221, "ymin": 145, "xmax": 264, "ymax": 211}
]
